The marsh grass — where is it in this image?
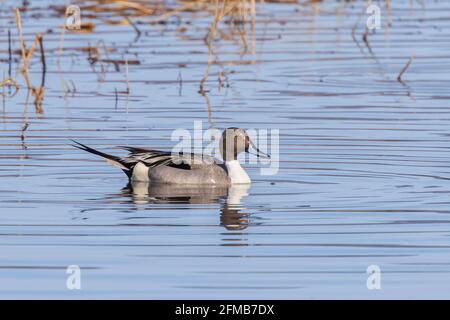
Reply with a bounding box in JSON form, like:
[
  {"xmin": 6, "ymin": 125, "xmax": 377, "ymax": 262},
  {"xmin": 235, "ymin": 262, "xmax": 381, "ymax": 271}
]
[
  {"xmin": 6, "ymin": 0, "xmax": 406, "ymax": 112},
  {"xmin": 51, "ymin": 0, "xmax": 261, "ymax": 92},
  {"xmin": 15, "ymin": 8, "xmax": 46, "ymax": 113}
]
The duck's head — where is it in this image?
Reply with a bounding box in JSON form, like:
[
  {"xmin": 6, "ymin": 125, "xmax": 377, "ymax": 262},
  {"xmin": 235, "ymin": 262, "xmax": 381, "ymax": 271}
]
[{"xmin": 220, "ymin": 127, "xmax": 271, "ymax": 161}]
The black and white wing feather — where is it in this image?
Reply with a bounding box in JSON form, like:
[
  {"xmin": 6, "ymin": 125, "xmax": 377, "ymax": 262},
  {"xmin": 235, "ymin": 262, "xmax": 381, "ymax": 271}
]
[{"xmin": 119, "ymin": 146, "xmax": 217, "ymax": 169}]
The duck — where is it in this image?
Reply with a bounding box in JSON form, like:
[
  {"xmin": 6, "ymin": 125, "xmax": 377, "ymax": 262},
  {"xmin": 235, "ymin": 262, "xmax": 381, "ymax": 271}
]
[{"xmin": 72, "ymin": 127, "xmax": 270, "ymax": 185}]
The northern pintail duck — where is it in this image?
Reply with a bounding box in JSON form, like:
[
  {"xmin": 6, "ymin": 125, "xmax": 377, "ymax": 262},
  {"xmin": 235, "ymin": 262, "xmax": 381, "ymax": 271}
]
[{"xmin": 72, "ymin": 127, "xmax": 269, "ymax": 185}]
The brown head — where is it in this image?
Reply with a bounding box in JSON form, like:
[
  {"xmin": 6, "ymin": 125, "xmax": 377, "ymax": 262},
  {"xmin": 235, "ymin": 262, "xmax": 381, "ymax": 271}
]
[{"xmin": 219, "ymin": 127, "xmax": 270, "ymax": 161}]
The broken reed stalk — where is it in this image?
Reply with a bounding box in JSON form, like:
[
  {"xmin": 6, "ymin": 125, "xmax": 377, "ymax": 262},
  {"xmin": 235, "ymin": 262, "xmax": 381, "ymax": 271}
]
[
  {"xmin": 149, "ymin": 1, "xmax": 202, "ymax": 24},
  {"xmin": 56, "ymin": 7, "xmax": 68, "ymax": 97},
  {"xmin": 1, "ymin": 75, "xmax": 4, "ymax": 106},
  {"xmin": 20, "ymin": 122, "xmax": 29, "ymax": 142},
  {"xmin": 15, "ymin": 8, "xmax": 31, "ymax": 88},
  {"xmin": 115, "ymin": 0, "xmax": 155, "ymax": 15},
  {"xmin": 362, "ymin": 26, "xmax": 369, "ymax": 46},
  {"xmin": 177, "ymin": 71, "xmax": 183, "ymax": 96},
  {"xmin": 385, "ymin": 0, "xmax": 392, "ymax": 27},
  {"xmin": 236, "ymin": 5, "xmax": 248, "ymax": 55},
  {"xmin": 199, "ymin": 0, "xmax": 257, "ymax": 93},
  {"xmin": 125, "ymin": 59, "xmax": 129, "ymax": 94},
  {"xmin": 199, "ymin": 0, "xmax": 225, "ymax": 93},
  {"xmin": 361, "ymin": 26, "xmax": 374, "ymax": 55},
  {"xmin": 250, "ymin": 0, "xmax": 256, "ymax": 56},
  {"xmin": 351, "ymin": 5, "xmax": 365, "ymax": 51},
  {"xmin": 397, "ymin": 54, "xmax": 416, "ymax": 82},
  {"xmin": 69, "ymin": 80, "xmax": 77, "ymax": 95},
  {"xmin": 0, "ymin": 28, "xmax": 20, "ymax": 98},
  {"xmin": 38, "ymin": 35, "xmax": 46, "ymax": 88},
  {"xmin": 114, "ymin": 87, "xmax": 119, "ymax": 109},
  {"xmin": 15, "ymin": 8, "xmax": 47, "ymax": 113},
  {"xmin": 20, "ymin": 90, "xmax": 31, "ymax": 149},
  {"xmin": 8, "ymin": 29, "xmax": 12, "ymax": 78},
  {"xmin": 124, "ymin": 16, "xmax": 141, "ymax": 39},
  {"xmin": 202, "ymin": 91, "xmax": 214, "ymax": 129},
  {"xmin": 32, "ymin": 34, "xmax": 46, "ymax": 113}
]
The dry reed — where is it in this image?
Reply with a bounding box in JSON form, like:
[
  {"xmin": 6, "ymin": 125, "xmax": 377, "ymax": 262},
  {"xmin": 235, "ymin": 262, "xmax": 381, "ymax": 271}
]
[
  {"xmin": 15, "ymin": 8, "xmax": 47, "ymax": 113},
  {"xmin": 397, "ymin": 55, "xmax": 416, "ymax": 82}
]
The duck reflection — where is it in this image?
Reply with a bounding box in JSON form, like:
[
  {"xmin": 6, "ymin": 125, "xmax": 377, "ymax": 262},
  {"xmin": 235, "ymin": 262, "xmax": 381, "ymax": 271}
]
[
  {"xmin": 121, "ymin": 182, "xmax": 250, "ymax": 230},
  {"xmin": 220, "ymin": 184, "xmax": 250, "ymax": 230}
]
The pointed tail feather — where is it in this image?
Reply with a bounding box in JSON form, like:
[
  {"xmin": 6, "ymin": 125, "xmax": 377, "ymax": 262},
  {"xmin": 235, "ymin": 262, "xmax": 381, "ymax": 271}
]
[{"xmin": 71, "ymin": 140, "xmax": 132, "ymax": 178}]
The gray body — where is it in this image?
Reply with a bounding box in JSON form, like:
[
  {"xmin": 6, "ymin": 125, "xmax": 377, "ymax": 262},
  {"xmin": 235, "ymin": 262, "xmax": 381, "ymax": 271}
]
[{"xmin": 149, "ymin": 163, "xmax": 231, "ymax": 185}]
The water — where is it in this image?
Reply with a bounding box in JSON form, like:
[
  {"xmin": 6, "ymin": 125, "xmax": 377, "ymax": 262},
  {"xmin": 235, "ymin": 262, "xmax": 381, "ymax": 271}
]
[{"xmin": 1, "ymin": 0, "xmax": 450, "ymax": 299}]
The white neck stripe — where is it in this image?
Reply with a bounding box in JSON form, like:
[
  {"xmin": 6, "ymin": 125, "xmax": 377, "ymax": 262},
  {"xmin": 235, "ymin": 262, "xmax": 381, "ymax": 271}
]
[{"xmin": 225, "ymin": 160, "xmax": 251, "ymax": 184}]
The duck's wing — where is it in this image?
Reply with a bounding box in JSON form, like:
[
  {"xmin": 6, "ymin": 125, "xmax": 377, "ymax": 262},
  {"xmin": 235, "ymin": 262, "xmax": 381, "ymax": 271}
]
[{"xmin": 118, "ymin": 146, "xmax": 217, "ymax": 169}]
